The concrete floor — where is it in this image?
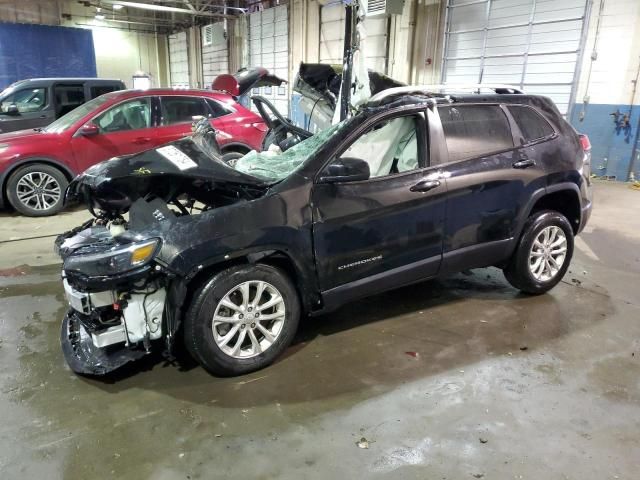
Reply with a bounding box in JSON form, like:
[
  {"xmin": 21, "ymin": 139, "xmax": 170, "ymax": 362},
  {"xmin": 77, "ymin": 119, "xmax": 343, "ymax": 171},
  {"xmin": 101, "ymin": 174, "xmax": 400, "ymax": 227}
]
[{"xmin": 0, "ymin": 181, "xmax": 639, "ymax": 479}]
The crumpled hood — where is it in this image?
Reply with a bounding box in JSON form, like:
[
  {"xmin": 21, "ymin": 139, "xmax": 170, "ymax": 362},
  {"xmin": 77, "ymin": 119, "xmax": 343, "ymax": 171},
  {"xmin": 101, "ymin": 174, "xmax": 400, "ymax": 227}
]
[{"xmin": 66, "ymin": 135, "xmax": 269, "ymax": 216}]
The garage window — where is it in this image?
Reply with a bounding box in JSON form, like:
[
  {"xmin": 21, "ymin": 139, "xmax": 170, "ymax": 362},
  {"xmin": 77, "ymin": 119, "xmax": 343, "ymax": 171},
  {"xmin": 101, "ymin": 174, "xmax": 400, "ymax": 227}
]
[
  {"xmin": 509, "ymin": 106, "xmax": 554, "ymax": 143},
  {"xmin": 439, "ymin": 105, "xmax": 514, "ymax": 162},
  {"xmin": 160, "ymin": 97, "xmax": 210, "ymax": 125}
]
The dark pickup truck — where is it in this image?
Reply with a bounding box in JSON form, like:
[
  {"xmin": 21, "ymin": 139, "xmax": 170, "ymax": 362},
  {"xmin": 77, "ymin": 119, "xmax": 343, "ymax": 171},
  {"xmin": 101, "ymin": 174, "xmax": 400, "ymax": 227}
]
[{"xmin": 55, "ymin": 85, "xmax": 593, "ymax": 377}]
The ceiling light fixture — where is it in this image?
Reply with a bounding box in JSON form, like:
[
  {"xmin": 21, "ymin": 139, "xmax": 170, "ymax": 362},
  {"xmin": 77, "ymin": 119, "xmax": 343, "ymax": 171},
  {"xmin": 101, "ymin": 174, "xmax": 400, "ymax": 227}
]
[
  {"xmin": 95, "ymin": 13, "xmax": 106, "ymax": 19},
  {"xmin": 113, "ymin": 3, "xmax": 124, "ymax": 10}
]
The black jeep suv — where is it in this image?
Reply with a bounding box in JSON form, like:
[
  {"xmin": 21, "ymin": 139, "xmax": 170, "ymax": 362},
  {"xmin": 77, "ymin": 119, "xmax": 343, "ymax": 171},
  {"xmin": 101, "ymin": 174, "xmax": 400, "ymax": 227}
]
[{"xmin": 56, "ymin": 86, "xmax": 592, "ymax": 376}]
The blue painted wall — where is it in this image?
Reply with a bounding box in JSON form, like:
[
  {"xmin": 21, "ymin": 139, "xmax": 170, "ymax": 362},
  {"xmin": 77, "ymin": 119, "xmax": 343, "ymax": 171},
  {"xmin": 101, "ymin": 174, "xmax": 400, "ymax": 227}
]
[
  {"xmin": 0, "ymin": 22, "xmax": 97, "ymax": 90},
  {"xmin": 570, "ymin": 103, "xmax": 640, "ymax": 181}
]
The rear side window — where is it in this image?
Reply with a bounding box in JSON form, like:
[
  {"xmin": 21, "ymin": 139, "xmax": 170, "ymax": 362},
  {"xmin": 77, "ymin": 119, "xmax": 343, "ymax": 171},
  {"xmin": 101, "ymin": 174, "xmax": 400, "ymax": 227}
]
[
  {"xmin": 160, "ymin": 96, "xmax": 210, "ymax": 125},
  {"xmin": 205, "ymin": 98, "xmax": 233, "ymax": 118},
  {"xmin": 438, "ymin": 105, "xmax": 514, "ymax": 162},
  {"xmin": 509, "ymin": 105, "xmax": 554, "ymax": 143}
]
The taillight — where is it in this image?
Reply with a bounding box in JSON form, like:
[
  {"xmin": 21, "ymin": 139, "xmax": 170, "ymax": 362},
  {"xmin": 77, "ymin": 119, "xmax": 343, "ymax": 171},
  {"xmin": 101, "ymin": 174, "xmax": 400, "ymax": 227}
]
[{"xmin": 579, "ymin": 134, "xmax": 591, "ymax": 152}]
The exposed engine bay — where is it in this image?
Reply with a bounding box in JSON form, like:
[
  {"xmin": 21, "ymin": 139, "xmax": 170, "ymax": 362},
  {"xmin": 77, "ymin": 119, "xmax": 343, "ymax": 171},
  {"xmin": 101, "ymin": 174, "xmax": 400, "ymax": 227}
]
[{"xmin": 56, "ymin": 120, "xmax": 273, "ymax": 374}]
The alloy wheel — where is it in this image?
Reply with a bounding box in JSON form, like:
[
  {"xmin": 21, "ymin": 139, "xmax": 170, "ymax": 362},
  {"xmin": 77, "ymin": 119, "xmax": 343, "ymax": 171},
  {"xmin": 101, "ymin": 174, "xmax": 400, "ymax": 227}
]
[
  {"xmin": 528, "ymin": 225, "xmax": 567, "ymax": 282},
  {"xmin": 212, "ymin": 280, "xmax": 286, "ymax": 359},
  {"xmin": 15, "ymin": 171, "xmax": 61, "ymax": 211}
]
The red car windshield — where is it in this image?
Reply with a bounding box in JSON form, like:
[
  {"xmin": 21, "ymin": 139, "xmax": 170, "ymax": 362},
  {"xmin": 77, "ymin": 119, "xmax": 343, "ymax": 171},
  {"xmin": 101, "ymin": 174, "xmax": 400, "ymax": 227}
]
[{"xmin": 44, "ymin": 94, "xmax": 113, "ymax": 133}]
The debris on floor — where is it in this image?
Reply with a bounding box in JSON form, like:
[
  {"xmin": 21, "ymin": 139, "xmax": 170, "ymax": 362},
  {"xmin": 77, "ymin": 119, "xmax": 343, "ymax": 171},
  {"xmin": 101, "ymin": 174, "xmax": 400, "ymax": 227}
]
[
  {"xmin": 479, "ymin": 437, "xmax": 488, "ymax": 444},
  {"xmin": 405, "ymin": 351, "xmax": 419, "ymax": 358},
  {"xmin": 356, "ymin": 437, "xmax": 370, "ymax": 449},
  {"xmin": 571, "ymin": 278, "xmax": 582, "ymax": 286}
]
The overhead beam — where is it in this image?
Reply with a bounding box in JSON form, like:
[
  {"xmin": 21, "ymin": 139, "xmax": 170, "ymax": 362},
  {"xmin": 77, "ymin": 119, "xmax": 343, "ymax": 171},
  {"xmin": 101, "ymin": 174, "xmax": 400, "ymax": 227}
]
[{"xmin": 99, "ymin": 0, "xmax": 233, "ymax": 18}]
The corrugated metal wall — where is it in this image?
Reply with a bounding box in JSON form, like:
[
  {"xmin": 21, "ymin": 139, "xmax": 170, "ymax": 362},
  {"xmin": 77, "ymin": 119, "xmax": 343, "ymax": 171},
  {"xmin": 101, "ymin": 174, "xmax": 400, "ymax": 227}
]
[{"xmin": 442, "ymin": 0, "xmax": 589, "ymax": 116}]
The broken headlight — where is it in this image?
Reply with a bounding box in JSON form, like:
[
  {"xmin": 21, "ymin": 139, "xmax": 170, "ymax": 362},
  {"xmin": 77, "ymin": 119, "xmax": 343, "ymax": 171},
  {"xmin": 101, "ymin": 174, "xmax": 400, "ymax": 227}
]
[{"xmin": 64, "ymin": 238, "xmax": 161, "ymax": 277}]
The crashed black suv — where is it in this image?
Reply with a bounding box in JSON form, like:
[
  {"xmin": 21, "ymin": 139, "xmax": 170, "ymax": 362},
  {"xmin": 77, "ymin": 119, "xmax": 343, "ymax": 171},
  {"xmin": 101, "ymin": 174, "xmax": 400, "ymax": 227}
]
[{"xmin": 56, "ymin": 86, "xmax": 593, "ymax": 376}]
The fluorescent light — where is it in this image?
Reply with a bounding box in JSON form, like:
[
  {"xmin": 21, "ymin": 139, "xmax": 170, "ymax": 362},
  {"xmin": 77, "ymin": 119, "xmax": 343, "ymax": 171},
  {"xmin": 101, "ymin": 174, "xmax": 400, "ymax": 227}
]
[
  {"xmin": 95, "ymin": 13, "xmax": 106, "ymax": 20},
  {"xmin": 113, "ymin": 4, "xmax": 124, "ymax": 10}
]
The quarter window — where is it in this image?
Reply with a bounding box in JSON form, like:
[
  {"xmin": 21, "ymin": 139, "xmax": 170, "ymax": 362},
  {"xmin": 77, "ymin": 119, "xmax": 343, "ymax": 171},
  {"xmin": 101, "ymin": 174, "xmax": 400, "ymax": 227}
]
[
  {"xmin": 509, "ymin": 105, "xmax": 554, "ymax": 143},
  {"xmin": 160, "ymin": 96, "xmax": 210, "ymax": 125},
  {"xmin": 0, "ymin": 87, "xmax": 47, "ymax": 113},
  {"xmin": 438, "ymin": 105, "xmax": 514, "ymax": 162},
  {"xmin": 339, "ymin": 115, "xmax": 422, "ymax": 178},
  {"xmin": 94, "ymin": 98, "xmax": 152, "ymax": 133},
  {"xmin": 205, "ymin": 98, "xmax": 233, "ymax": 118}
]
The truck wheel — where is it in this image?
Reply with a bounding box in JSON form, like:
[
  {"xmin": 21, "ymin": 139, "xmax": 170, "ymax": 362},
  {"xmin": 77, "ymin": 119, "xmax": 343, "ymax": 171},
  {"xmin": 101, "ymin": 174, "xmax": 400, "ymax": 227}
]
[
  {"xmin": 184, "ymin": 264, "xmax": 300, "ymax": 376},
  {"xmin": 6, "ymin": 163, "xmax": 68, "ymax": 216},
  {"xmin": 503, "ymin": 210, "xmax": 574, "ymax": 294}
]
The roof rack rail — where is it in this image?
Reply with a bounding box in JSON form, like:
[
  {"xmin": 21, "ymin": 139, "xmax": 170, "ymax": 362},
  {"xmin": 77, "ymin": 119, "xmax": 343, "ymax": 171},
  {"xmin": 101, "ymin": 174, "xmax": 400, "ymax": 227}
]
[{"xmin": 368, "ymin": 84, "xmax": 524, "ymax": 103}]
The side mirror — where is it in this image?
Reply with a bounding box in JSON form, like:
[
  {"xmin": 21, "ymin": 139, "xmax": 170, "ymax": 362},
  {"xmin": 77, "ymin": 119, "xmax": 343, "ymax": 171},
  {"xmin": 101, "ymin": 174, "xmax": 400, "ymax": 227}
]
[
  {"xmin": 6, "ymin": 104, "xmax": 19, "ymax": 115},
  {"xmin": 79, "ymin": 123, "xmax": 99, "ymax": 136},
  {"xmin": 319, "ymin": 157, "xmax": 370, "ymax": 183}
]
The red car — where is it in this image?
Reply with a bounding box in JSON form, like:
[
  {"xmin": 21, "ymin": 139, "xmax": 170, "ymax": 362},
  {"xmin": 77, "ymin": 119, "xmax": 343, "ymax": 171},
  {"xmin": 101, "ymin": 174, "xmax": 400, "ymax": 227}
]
[{"xmin": 0, "ymin": 70, "xmax": 283, "ymax": 216}]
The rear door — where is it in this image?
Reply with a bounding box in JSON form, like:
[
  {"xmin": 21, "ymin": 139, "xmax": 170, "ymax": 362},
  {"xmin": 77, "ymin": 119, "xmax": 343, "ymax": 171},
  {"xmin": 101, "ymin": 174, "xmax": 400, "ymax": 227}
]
[
  {"xmin": 70, "ymin": 96, "xmax": 156, "ymax": 172},
  {"xmin": 53, "ymin": 83, "xmax": 86, "ymax": 118},
  {"xmin": 434, "ymin": 103, "xmax": 541, "ymax": 272},
  {"xmin": 312, "ymin": 109, "xmax": 446, "ymax": 300},
  {"xmin": 0, "ymin": 85, "xmax": 53, "ymax": 132},
  {"xmin": 154, "ymin": 95, "xmax": 213, "ymax": 146}
]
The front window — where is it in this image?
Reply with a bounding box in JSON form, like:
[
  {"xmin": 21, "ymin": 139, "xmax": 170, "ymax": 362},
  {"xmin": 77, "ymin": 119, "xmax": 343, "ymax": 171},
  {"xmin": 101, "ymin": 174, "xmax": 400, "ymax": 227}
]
[
  {"xmin": 338, "ymin": 116, "xmax": 421, "ymax": 177},
  {"xmin": 0, "ymin": 87, "xmax": 47, "ymax": 114},
  {"xmin": 94, "ymin": 98, "xmax": 152, "ymax": 133},
  {"xmin": 44, "ymin": 95, "xmax": 113, "ymax": 133},
  {"xmin": 234, "ymin": 122, "xmax": 345, "ymax": 182}
]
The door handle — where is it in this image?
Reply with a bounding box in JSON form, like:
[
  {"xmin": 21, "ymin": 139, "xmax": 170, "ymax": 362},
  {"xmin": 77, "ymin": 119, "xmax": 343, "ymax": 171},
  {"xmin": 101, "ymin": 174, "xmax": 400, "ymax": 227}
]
[
  {"xmin": 39, "ymin": 115, "xmax": 47, "ymax": 119},
  {"xmin": 133, "ymin": 137, "xmax": 152, "ymax": 144},
  {"xmin": 410, "ymin": 179, "xmax": 441, "ymax": 193},
  {"xmin": 512, "ymin": 158, "xmax": 536, "ymax": 169}
]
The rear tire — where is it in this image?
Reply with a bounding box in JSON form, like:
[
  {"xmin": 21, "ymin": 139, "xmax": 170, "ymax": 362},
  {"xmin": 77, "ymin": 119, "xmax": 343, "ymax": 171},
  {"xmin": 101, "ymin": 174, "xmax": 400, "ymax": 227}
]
[
  {"xmin": 6, "ymin": 163, "xmax": 68, "ymax": 216},
  {"xmin": 503, "ymin": 210, "xmax": 574, "ymax": 294},
  {"xmin": 183, "ymin": 264, "xmax": 300, "ymax": 376}
]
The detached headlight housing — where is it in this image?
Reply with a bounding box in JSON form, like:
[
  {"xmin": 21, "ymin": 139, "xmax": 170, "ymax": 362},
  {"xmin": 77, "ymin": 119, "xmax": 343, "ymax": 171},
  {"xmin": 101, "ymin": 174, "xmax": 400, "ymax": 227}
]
[{"xmin": 64, "ymin": 238, "xmax": 161, "ymax": 277}]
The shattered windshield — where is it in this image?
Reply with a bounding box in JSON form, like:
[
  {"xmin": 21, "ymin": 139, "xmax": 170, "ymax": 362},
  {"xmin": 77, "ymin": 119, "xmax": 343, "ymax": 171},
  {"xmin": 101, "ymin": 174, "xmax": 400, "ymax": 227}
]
[{"xmin": 234, "ymin": 122, "xmax": 344, "ymax": 181}]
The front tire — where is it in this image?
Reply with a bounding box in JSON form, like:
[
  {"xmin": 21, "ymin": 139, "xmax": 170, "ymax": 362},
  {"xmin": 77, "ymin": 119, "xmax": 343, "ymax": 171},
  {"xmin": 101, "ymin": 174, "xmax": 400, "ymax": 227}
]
[
  {"xmin": 183, "ymin": 264, "xmax": 300, "ymax": 376},
  {"xmin": 6, "ymin": 163, "xmax": 68, "ymax": 216},
  {"xmin": 503, "ymin": 210, "xmax": 574, "ymax": 294}
]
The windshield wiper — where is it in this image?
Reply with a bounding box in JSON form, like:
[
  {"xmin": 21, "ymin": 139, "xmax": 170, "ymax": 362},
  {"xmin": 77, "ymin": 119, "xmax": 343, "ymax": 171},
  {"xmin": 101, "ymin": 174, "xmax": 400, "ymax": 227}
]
[{"xmin": 33, "ymin": 127, "xmax": 43, "ymax": 132}]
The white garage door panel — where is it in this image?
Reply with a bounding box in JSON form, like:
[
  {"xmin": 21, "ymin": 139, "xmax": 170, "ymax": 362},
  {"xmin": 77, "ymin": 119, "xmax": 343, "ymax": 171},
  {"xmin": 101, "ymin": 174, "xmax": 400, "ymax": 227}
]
[
  {"xmin": 202, "ymin": 23, "xmax": 229, "ymax": 88},
  {"xmin": 442, "ymin": 0, "xmax": 589, "ymax": 116},
  {"xmin": 319, "ymin": 4, "xmax": 388, "ymax": 71},
  {"xmin": 248, "ymin": 5, "xmax": 289, "ymax": 115},
  {"xmin": 169, "ymin": 32, "xmax": 189, "ymax": 88}
]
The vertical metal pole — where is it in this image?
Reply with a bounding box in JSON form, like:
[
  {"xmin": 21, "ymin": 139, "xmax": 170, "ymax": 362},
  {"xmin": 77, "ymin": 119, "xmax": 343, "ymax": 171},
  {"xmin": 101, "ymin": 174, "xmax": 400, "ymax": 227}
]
[
  {"xmin": 340, "ymin": 3, "xmax": 354, "ymax": 121},
  {"xmin": 568, "ymin": 0, "xmax": 593, "ymax": 120},
  {"xmin": 478, "ymin": 0, "xmax": 492, "ymax": 84},
  {"xmin": 520, "ymin": 0, "xmax": 537, "ymax": 91}
]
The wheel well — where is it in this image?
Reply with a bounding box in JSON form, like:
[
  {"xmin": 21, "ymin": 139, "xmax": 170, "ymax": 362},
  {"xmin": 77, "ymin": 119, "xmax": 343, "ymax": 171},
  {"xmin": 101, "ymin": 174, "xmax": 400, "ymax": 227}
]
[
  {"xmin": 221, "ymin": 144, "xmax": 251, "ymax": 155},
  {"xmin": 530, "ymin": 190, "xmax": 581, "ymax": 233},
  {"xmin": 183, "ymin": 250, "xmax": 305, "ymax": 309},
  {"xmin": 2, "ymin": 159, "xmax": 73, "ymax": 205}
]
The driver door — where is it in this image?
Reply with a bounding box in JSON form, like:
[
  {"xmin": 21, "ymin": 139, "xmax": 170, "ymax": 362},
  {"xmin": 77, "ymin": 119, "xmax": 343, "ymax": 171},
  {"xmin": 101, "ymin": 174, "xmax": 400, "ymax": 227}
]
[
  {"xmin": 70, "ymin": 97, "xmax": 156, "ymax": 172},
  {"xmin": 0, "ymin": 86, "xmax": 53, "ymax": 133},
  {"xmin": 311, "ymin": 110, "xmax": 446, "ymax": 304}
]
